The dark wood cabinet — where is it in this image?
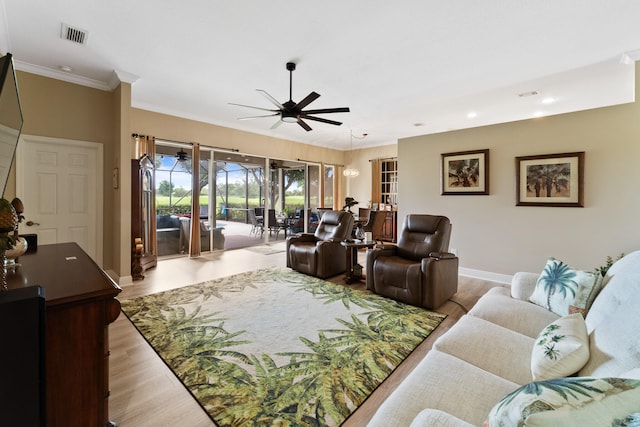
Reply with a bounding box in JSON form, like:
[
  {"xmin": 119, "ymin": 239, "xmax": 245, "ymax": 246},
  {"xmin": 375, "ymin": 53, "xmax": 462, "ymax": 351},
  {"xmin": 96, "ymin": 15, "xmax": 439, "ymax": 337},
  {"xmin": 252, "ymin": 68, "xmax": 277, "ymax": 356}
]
[
  {"xmin": 7, "ymin": 243, "xmax": 122, "ymax": 427},
  {"xmin": 369, "ymin": 210, "xmax": 397, "ymax": 243},
  {"xmin": 380, "ymin": 211, "xmax": 397, "ymax": 243},
  {"xmin": 0, "ymin": 285, "xmax": 46, "ymax": 427}
]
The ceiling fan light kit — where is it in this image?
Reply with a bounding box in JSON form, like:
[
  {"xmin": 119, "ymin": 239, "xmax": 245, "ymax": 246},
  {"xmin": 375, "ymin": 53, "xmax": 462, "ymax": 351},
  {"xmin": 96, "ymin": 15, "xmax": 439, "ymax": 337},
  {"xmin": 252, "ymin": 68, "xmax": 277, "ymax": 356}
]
[{"xmin": 230, "ymin": 62, "xmax": 350, "ymax": 131}]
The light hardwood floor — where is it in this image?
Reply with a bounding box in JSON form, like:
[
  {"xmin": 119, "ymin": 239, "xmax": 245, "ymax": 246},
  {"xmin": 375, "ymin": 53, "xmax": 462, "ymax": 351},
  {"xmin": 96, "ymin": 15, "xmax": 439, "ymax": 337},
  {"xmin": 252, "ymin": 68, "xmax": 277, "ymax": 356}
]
[{"xmin": 109, "ymin": 244, "xmax": 503, "ymax": 426}]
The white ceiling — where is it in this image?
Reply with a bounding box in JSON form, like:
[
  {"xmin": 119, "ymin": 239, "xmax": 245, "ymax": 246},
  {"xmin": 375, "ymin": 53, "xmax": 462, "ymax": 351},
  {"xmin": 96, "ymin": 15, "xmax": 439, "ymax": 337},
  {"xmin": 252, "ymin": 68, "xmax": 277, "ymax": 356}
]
[{"xmin": 2, "ymin": 0, "xmax": 640, "ymax": 150}]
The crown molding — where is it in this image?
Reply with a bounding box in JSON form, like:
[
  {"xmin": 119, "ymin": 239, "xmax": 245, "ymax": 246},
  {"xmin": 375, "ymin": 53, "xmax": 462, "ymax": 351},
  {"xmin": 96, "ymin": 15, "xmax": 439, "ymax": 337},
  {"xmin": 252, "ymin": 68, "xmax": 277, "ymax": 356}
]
[
  {"xmin": 14, "ymin": 60, "xmax": 112, "ymax": 91},
  {"xmin": 14, "ymin": 60, "xmax": 140, "ymax": 92}
]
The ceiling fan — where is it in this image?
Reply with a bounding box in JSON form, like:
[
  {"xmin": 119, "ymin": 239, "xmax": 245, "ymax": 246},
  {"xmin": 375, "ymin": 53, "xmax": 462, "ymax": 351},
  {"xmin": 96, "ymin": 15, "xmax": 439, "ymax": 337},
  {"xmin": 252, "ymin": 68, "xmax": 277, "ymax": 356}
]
[
  {"xmin": 175, "ymin": 149, "xmax": 189, "ymax": 161},
  {"xmin": 269, "ymin": 160, "xmax": 292, "ymax": 170},
  {"xmin": 230, "ymin": 62, "xmax": 350, "ymax": 131}
]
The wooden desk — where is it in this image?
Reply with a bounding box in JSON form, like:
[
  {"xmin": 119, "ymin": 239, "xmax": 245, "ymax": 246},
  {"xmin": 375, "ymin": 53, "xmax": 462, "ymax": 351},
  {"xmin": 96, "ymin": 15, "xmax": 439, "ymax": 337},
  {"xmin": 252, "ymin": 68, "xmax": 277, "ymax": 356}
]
[{"xmin": 7, "ymin": 242, "xmax": 122, "ymax": 427}]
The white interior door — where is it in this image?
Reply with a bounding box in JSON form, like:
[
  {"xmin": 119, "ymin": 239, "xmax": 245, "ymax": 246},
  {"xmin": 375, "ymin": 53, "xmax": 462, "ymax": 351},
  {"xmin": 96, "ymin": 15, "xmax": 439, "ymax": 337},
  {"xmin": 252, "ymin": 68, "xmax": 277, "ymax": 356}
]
[{"xmin": 16, "ymin": 135, "xmax": 103, "ymax": 265}]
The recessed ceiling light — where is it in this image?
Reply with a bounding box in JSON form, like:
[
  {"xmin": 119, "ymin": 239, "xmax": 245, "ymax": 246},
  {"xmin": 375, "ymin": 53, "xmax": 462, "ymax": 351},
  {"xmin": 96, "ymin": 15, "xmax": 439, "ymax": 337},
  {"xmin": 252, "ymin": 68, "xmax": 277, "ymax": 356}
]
[
  {"xmin": 467, "ymin": 112, "xmax": 477, "ymax": 119},
  {"xmin": 541, "ymin": 97, "xmax": 555, "ymax": 104},
  {"xmin": 59, "ymin": 65, "xmax": 73, "ymax": 73},
  {"xmin": 413, "ymin": 123, "xmax": 425, "ymax": 127}
]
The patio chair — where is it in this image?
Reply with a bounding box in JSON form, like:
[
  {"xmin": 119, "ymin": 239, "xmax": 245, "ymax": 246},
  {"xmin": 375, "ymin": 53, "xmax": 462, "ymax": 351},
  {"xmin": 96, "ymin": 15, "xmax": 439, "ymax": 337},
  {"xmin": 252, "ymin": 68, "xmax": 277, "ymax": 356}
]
[
  {"xmin": 268, "ymin": 209, "xmax": 288, "ymax": 239},
  {"xmin": 248, "ymin": 209, "xmax": 264, "ymax": 236}
]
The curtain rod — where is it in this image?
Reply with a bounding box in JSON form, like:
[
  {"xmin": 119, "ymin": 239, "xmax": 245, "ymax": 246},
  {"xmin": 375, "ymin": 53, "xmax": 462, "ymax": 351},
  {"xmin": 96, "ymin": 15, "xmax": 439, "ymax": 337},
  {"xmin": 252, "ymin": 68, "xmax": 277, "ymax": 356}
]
[
  {"xmin": 297, "ymin": 158, "xmax": 345, "ymax": 168},
  {"xmin": 368, "ymin": 156, "xmax": 397, "ymax": 162},
  {"xmin": 148, "ymin": 135, "xmax": 240, "ymax": 153}
]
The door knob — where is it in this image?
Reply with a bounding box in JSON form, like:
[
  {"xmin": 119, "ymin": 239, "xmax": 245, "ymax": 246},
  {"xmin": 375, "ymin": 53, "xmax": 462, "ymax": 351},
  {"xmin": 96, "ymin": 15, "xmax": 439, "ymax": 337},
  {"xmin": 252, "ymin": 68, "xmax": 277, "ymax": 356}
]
[{"xmin": 25, "ymin": 221, "xmax": 40, "ymax": 226}]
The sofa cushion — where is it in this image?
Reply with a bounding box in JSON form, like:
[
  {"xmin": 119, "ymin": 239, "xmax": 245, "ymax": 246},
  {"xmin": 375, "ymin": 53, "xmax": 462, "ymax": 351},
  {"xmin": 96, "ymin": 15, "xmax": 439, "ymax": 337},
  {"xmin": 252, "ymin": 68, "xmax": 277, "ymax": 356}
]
[
  {"xmin": 584, "ymin": 250, "xmax": 640, "ymax": 332},
  {"xmin": 486, "ymin": 377, "xmax": 640, "ymax": 427},
  {"xmin": 367, "ymin": 349, "xmax": 519, "ymax": 427},
  {"xmin": 529, "ymin": 257, "xmax": 603, "ymax": 316},
  {"xmin": 531, "ymin": 313, "xmax": 589, "ymax": 381},
  {"xmin": 580, "ymin": 296, "xmax": 640, "ymax": 378},
  {"xmin": 623, "ymin": 368, "xmax": 640, "ymax": 380},
  {"xmin": 580, "ymin": 250, "xmax": 640, "ymax": 378},
  {"xmin": 468, "ymin": 287, "xmax": 560, "ymax": 338},
  {"xmin": 510, "ymin": 271, "xmax": 540, "ymax": 300},
  {"xmin": 157, "ymin": 214, "xmax": 180, "ymax": 229},
  {"xmin": 433, "ymin": 315, "xmax": 535, "ymax": 385}
]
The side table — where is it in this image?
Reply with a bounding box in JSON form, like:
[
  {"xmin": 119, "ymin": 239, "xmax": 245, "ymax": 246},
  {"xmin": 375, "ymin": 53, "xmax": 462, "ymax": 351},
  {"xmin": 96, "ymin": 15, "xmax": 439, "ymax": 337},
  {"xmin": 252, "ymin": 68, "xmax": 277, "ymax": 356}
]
[{"xmin": 341, "ymin": 240, "xmax": 376, "ymax": 284}]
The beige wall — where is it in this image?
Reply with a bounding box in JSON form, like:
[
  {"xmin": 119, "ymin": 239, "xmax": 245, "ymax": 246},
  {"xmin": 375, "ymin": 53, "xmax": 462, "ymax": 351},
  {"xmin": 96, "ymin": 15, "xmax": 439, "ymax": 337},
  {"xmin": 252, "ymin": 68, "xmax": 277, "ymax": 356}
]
[
  {"xmin": 130, "ymin": 109, "xmax": 354, "ymax": 276},
  {"xmin": 15, "ymin": 62, "xmax": 640, "ymax": 280},
  {"xmin": 10, "ymin": 71, "xmax": 117, "ymax": 270},
  {"xmin": 344, "ymin": 144, "xmax": 397, "ymax": 209},
  {"xmin": 132, "ymin": 108, "xmax": 346, "ymax": 166},
  {"xmin": 398, "ymin": 63, "xmax": 640, "ymax": 277},
  {"xmin": 113, "ymin": 83, "xmax": 132, "ymax": 280},
  {"xmin": 9, "ymin": 71, "xmax": 352, "ymax": 279}
]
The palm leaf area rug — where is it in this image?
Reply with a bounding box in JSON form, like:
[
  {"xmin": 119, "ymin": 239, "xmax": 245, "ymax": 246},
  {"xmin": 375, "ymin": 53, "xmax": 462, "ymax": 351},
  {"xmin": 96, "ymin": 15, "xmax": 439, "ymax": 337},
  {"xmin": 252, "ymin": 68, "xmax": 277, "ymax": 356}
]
[{"xmin": 121, "ymin": 267, "xmax": 446, "ymax": 427}]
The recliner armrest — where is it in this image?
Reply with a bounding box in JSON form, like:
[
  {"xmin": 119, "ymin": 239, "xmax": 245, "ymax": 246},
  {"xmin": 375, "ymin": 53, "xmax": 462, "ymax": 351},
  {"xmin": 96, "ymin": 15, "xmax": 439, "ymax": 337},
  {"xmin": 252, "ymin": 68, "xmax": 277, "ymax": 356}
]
[
  {"xmin": 372, "ymin": 244, "xmax": 398, "ymax": 255},
  {"xmin": 429, "ymin": 251, "xmax": 457, "ymax": 260},
  {"xmin": 365, "ymin": 244, "xmax": 399, "ymax": 292},
  {"xmin": 287, "ymin": 233, "xmax": 318, "ymax": 243}
]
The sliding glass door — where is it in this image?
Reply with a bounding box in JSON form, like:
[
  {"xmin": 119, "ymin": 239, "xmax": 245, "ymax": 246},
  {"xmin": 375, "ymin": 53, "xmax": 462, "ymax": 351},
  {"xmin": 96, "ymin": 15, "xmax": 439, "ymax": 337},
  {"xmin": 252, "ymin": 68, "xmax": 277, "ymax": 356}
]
[
  {"xmin": 153, "ymin": 141, "xmax": 338, "ymax": 256},
  {"xmin": 154, "ymin": 142, "xmax": 194, "ymax": 257}
]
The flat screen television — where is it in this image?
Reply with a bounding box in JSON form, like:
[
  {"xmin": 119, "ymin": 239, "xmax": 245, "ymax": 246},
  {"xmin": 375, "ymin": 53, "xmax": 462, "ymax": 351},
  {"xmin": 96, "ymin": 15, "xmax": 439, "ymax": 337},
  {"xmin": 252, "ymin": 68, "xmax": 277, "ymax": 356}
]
[{"xmin": 0, "ymin": 53, "xmax": 24, "ymax": 198}]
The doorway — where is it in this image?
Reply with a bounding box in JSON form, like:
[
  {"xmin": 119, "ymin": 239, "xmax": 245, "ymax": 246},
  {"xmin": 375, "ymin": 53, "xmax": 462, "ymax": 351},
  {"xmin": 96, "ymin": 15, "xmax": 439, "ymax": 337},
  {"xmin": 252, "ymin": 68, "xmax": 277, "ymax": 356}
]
[
  {"xmin": 153, "ymin": 141, "xmax": 334, "ymax": 256},
  {"xmin": 16, "ymin": 134, "xmax": 104, "ymax": 265}
]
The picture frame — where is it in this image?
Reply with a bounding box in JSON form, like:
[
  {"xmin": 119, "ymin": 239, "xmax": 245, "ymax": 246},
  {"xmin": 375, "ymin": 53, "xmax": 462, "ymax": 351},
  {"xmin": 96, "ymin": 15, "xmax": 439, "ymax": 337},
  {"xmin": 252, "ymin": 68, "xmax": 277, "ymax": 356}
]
[
  {"xmin": 441, "ymin": 149, "xmax": 489, "ymax": 195},
  {"xmin": 516, "ymin": 151, "xmax": 584, "ymax": 207}
]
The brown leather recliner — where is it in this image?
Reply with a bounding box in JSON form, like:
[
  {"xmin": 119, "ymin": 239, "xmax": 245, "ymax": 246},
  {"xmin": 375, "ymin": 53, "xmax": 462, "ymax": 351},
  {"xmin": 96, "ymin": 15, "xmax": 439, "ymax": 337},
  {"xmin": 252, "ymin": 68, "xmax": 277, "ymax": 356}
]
[
  {"xmin": 366, "ymin": 214, "xmax": 458, "ymax": 309},
  {"xmin": 286, "ymin": 210, "xmax": 354, "ymax": 278}
]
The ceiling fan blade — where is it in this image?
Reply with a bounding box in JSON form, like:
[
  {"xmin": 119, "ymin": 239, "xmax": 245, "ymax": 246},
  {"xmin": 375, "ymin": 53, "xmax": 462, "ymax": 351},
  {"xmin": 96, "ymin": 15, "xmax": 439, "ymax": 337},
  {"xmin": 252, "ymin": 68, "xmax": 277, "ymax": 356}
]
[
  {"xmin": 302, "ymin": 115, "xmax": 343, "ymax": 126},
  {"xmin": 295, "ymin": 91, "xmax": 320, "ymax": 110},
  {"xmin": 256, "ymin": 89, "xmax": 284, "ymax": 109},
  {"xmin": 229, "ymin": 102, "xmax": 279, "ymax": 113},
  {"xmin": 297, "ymin": 119, "xmax": 312, "ymax": 131},
  {"xmin": 270, "ymin": 119, "xmax": 284, "ymax": 129},
  {"xmin": 303, "ymin": 107, "xmax": 350, "ymax": 115},
  {"xmin": 238, "ymin": 113, "xmax": 280, "ymax": 120}
]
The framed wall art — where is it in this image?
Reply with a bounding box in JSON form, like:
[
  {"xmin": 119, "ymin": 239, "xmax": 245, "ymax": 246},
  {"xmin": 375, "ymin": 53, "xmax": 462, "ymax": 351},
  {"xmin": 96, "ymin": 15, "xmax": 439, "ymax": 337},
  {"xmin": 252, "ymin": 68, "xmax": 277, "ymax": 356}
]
[
  {"xmin": 516, "ymin": 151, "xmax": 584, "ymax": 207},
  {"xmin": 441, "ymin": 149, "xmax": 489, "ymax": 195}
]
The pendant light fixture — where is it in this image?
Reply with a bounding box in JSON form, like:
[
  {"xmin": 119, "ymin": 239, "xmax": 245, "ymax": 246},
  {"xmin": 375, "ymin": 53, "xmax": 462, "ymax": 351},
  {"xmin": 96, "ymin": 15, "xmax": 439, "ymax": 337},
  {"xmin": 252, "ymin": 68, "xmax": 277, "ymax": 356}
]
[{"xmin": 343, "ymin": 130, "xmax": 367, "ymax": 177}]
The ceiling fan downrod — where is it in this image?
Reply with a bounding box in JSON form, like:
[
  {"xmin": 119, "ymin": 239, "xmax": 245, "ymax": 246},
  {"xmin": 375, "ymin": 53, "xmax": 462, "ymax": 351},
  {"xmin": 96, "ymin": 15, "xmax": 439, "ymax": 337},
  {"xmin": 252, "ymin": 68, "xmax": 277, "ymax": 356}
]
[{"xmin": 286, "ymin": 62, "xmax": 296, "ymax": 102}]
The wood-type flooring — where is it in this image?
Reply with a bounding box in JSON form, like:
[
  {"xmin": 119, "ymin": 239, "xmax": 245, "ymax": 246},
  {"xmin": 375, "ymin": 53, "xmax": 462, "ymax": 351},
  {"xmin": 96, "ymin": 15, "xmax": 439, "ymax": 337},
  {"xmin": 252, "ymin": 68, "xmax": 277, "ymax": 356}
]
[{"xmin": 109, "ymin": 242, "xmax": 504, "ymax": 426}]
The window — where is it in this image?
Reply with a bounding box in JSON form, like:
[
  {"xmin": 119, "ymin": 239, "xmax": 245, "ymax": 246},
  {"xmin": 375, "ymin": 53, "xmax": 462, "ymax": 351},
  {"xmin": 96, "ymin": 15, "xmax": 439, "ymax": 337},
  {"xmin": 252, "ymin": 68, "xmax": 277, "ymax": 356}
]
[{"xmin": 380, "ymin": 159, "xmax": 398, "ymax": 206}]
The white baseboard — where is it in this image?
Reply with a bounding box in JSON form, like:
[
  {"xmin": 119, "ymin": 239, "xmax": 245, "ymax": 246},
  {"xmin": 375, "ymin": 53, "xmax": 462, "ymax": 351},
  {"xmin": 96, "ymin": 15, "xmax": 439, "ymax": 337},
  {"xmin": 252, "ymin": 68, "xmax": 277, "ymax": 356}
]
[
  {"xmin": 106, "ymin": 269, "xmax": 133, "ymax": 287},
  {"xmin": 459, "ymin": 267, "xmax": 512, "ymax": 284}
]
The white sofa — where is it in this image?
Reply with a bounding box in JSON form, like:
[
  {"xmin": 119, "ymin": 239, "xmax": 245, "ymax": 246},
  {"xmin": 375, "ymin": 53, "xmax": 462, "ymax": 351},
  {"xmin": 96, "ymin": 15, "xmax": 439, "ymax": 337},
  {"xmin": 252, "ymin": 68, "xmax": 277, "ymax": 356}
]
[{"xmin": 368, "ymin": 250, "xmax": 640, "ymax": 426}]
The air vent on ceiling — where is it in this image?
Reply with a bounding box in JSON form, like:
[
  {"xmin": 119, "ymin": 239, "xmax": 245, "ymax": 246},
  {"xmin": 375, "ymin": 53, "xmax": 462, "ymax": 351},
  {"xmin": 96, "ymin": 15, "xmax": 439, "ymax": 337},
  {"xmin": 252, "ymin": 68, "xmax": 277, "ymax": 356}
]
[{"xmin": 61, "ymin": 23, "xmax": 89, "ymax": 45}]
